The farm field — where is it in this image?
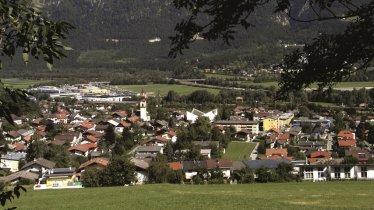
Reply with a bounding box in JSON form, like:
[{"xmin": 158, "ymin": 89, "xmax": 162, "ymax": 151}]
[
  {"xmin": 6, "ymin": 182, "xmax": 374, "ymax": 210},
  {"xmin": 118, "ymin": 84, "xmax": 220, "ymax": 96},
  {"xmin": 2, "ymin": 79, "xmax": 49, "ymax": 89},
  {"xmin": 223, "ymin": 142, "xmax": 257, "ymax": 161}
]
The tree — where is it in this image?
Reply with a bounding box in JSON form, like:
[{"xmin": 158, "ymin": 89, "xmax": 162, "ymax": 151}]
[
  {"xmin": 256, "ymin": 167, "xmax": 272, "ymax": 183},
  {"xmin": 81, "ymin": 167, "xmax": 101, "ymax": 187},
  {"xmin": 342, "ymin": 156, "xmax": 358, "ymax": 165},
  {"xmin": 233, "ymin": 167, "xmax": 254, "ymax": 184},
  {"xmin": 368, "ymin": 126, "xmax": 374, "ymax": 147},
  {"xmin": 148, "ymin": 154, "xmax": 172, "ymax": 183},
  {"xmin": 0, "ymin": 0, "xmax": 73, "ymax": 123},
  {"xmin": 169, "ymin": 0, "xmax": 373, "ymax": 97},
  {"xmin": 100, "ymin": 155, "xmax": 135, "ymax": 186},
  {"xmin": 103, "ymin": 125, "xmax": 116, "ymax": 146}
]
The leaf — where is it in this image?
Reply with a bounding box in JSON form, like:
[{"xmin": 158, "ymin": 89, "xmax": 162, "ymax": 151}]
[
  {"xmin": 22, "ymin": 52, "xmax": 29, "ymax": 64},
  {"xmin": 62, "ymin": 46, "xmax": 73, "ymax": 51},
  {"xmin": 46, "ymin": 62, "xmax": 53, "ymax": 70}
]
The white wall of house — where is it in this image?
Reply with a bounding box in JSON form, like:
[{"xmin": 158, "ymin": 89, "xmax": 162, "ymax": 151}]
[
  {"xmin": 135, "ymin": 171, "xmax": 148, "ymax": 185},
  {"xmin": 185, "ymin": 172, "xmax": 197, "ymax": 180},
  {"xmin": 0, "ymin": 159, "xmax": 20, "ymax": 172}
]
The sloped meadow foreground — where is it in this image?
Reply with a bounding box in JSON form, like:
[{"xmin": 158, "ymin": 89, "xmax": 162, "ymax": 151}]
[{"xmin": 6, "ymin": 181, "xmax": 374, "ymax": 210}]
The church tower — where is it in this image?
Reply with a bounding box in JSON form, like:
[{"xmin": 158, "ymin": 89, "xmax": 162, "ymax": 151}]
[{"xmin": 139, "ymin": 88, "xmax": 149, "ymax": 121}]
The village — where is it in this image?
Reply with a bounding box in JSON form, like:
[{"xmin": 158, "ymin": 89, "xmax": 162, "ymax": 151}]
[{"xmin": 0, "ymin": 82, "xmax": 374, "ymax": 189}]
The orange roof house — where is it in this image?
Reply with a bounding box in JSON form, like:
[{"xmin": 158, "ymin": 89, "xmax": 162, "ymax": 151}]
[
  {"xmin": 69, "ymin": 143, "xmax": 97, "ymax": 156},
  {"xmin": 337, "ymin": 130, "xmax": 355, "ymax": 140},
  {"xmin": 266, "ymin": 148, "xmax": 288, "ymax": 158},
  {"xmin": 309, "ymin": 151, "xmax": 332, "ymax": 158},
  {"xmin": 338, "ymin": 139, "xmax": 356, "ymax": 148},
  {"xmin": 168, "ymin": 162, "xmax": 183, "ymax": 171},
  {"xmin": 78, "ymin": 158, "xmax": 109, "ymax": 172}
]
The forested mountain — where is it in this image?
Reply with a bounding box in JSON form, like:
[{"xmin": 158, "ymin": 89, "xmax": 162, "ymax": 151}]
[{"xmin": 3, "ymin": 0, "xmax": 346, "ymax": 75}]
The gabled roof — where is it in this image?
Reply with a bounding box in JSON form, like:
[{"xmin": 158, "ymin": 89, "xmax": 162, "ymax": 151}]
[
  {"xmin": 130, "ymin": 158, "xmax": 149, "ymax": 170},
  {"xmin": 1, "ymin": 152, "xmax": 27, "ymax": 161},
  {"xmin": 85, "ymin": 135, "xmax": 98, "ymax": 143},
  {"xmin": 168, "ymin": 162, "xmax": 183, "ymax": 171},
  {"xmin": 136, "ymin": 146, "xmax": 162, "ymax": 153},
  {"xmin": 21, "ymin": 158, "xmax": 56, "ymax": 170},
  {"xmin": 338, "ymin": 140, "xmax": 356, "ymax": 147},
  {"xmin": 6, "ymin": 131, "xmax": 20, "ymax": 138},
  {"xmin": 206, "ymin": 159, "xmax": 232, "ymax": 169},
  {"xmin": 337, "ymin": 130, "xmax": 355, "ymax": 140},
  {"xmin": 78, "ymin": 158, "xmax": 109, "ymax": 170},
  {"xmin": 69, "ymin": 143, "xmax": 97, "ymax": 152},
  {"xmin": 0, "ymin": 171, "xmax": 39, "ymax": 183},
  {"xmin": 309, "ymin": 151, "xmax": 332, "ymax": 158},
  {"xmin": 11, "ymin": 143, "xmax": 26, "ymax": 152},
  {"xmin": 79, "ymin": 122, "xmax": 95, "ymax": 129},
  {"xmin": 44, "ymin": 168, "xmax": 75, "ymax": 177},
  {"xmin": 266, "ymin": 148, "xmax": 288, "ymax": 157}
]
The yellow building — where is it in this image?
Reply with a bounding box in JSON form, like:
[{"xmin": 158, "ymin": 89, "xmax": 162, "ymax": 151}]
[
  {"xmin": 44, "ymin": 168, "xmax": 80, "ymax": 188},
  {"xmin": 263, "ymin": 113, "xmax": 294, "ymax": 131}
]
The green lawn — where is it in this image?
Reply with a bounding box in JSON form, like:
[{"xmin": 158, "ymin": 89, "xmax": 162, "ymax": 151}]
[
  {"xmin": 6, "ymin": 182, "xmax": 374, "ymax": 209},
  {"xmin": 118, "ymin": 84, "xmax": 220, "ymax": 96},
  {"xmin": 223, "ymin": 142, "xmax": 257, "ymax": 161},
  {"xmin": 2, "ymin": 79, "xmax": 49, "ymax": 89}
]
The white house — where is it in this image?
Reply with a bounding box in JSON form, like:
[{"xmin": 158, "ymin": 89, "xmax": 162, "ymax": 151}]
[{"xmin": 186, "ymin": 108, "xmax": 218, "ymax": 123}]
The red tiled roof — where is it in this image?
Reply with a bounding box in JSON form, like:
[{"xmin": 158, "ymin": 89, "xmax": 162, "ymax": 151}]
[
  {"xmin": 310, "ymin": 151, "xmax": 332, "ymax": 158},
  {"xmin": 69, "ymin": 143, "xmax": 97, "ymax": 152},
  {"xmin": 86, "ymin": 135, "xmax": 98, "ymax": 143},
  {"xmin": 338, "ymin": 140, "xmax": 356, "ymax": 147},
  {"xmin": 13, "ymin": 143, "xmax": 26, "ymax": 151},
  {"xmin": 278, "ymin": 133, "xmax": 290, "ymax": 140},
  {"xmin": 56, "ymin": 113, "xmax": 68, "ymax": 119},
  {"xmin": 266, "ymin": 148, "xmax": 288, "ymax": 157},
  {"xmin": 80, "ymin": 122, "xmax": 95, "ymax": 129},
  {"xmin": 206, "ymin": 159, "xmax": 233, "ymax": 169},
  {"xmin": 337, "ymin": 130, "xmax": 354, "ymax": 140},
  {"xmin": 168, "ymin": 162, "xmax": 183, "ymax": 171},
  {"xmin": 79, "ymin": 158, "xmax": 109, "ymax": 170},
  {"xmin": 167, "ymin": 131, "xmax": 177, "ymax": 136},
  {"xmin": 23, "ymin": 135, "xmax": 32, "ymax": 142}
]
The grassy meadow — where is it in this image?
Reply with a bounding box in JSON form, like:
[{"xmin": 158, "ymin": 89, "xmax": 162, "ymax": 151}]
[
  {"xmin": 223, "ymin": 142, "xmax": 257, "ymax": 161},
  {"xmin": 1, "ymin": 79, "xmax": 49, "ymax": 89},
  {"xmin": 118, "ymin": 84, "xmax": 220, "ymax": 96},
  {"xmin": 6, "ymin": 182, "xmax": 374, "ymax": 210}
]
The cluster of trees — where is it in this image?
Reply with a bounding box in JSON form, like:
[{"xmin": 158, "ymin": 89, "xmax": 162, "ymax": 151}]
[{"xmin": 81, "ymin": 155, "xmax": 135, "ymax": 187}]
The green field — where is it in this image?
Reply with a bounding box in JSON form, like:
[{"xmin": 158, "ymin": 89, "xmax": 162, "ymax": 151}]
[
  {"xmin": 6, "ymin": 182, "xmax": 374, "ymax": 209},
  {"xmin": 118, "ymin": 84, "xmax": 220, "ymax": 96},
  {"xmin": 223, "ymin": 142, "xmax": 257, "ymax": 161},
  {"xmin": 1, "ymin": 79, "xmax": 49, "ymax": 89}
]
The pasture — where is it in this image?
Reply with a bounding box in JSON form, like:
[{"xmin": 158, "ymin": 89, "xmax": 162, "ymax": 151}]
[
  {"xmin": 6, "ymin": 182, "xmax": 374, "ymax": 210},
  {"xmin": 223, "ymin": 142, "xmax": 257, "ymax": 161},
  {"xmin": 1, "ymin": 79, "xmax": 49, "ymax": 89}
]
